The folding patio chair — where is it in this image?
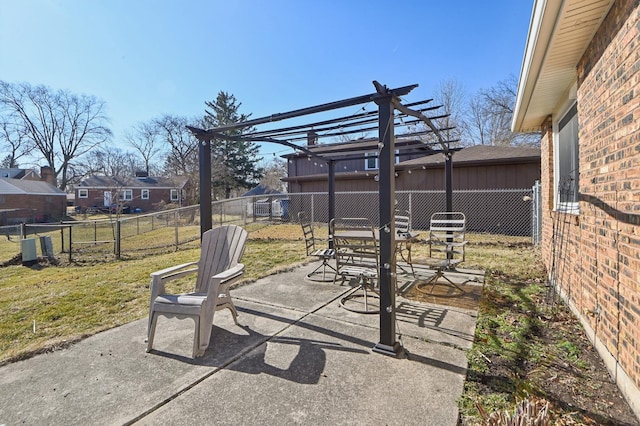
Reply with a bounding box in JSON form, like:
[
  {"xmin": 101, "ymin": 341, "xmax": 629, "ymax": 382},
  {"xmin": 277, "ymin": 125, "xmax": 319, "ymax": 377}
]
[{"xmin": 298, "ymin": 211, "xmax": 336, "ymax": 281}]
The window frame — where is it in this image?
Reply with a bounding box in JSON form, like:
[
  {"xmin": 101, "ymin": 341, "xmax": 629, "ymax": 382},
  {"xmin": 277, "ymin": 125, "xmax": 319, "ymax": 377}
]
[
  {"xmin": 141, "ymin": 189, "xmax": 149, "ymax": 200},
  {"xmin": 553, "ymin": 101, "xmax": 579, "ymax": 214},
  {"xmin": 170, "ymin": 189, "xmax": 179, "ymax": 202},
  {"xmin": 364, "ymin": 149, "xmax": 400, "ymax": 170},
  {"xmin": 120, "ymin": 189, "xmax": 133, "ymax": 201},
  {"xmin": 78, "ymin": 189, "xmax": 88, "ymax": 198}
]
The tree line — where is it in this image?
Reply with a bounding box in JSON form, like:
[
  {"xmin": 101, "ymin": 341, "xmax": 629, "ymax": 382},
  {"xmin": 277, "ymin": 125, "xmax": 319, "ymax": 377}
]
[
  {"xmin": 1, "ymin": 76, "xmax": 534, "ymax": 199},
  {"xmin": 0, "ymin": 81, "xmax": 266, "ymax": 202}
]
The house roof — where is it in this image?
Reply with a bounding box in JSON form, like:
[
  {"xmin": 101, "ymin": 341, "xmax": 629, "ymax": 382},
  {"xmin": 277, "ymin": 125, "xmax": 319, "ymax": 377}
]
[
  {"xmin": 242, "ymin": 184, "xmax": 282, "ymax": 197},
  {"xmin": 0, "ymin": 168, "xmax": 40, "ymax": 180},
  {"xmin": 512, "ymin": 0, "xmax": 614, "ymax": 132},
  {"xmin": 77, "ymin": 175, "xmax": 189, "ymax": 189},
  {"xmin": 282, "ymin": 145, "xmax": 540, "ymax": 182},
  {"xmin": 398, "ymin": 145, "xmax": 541, "ymax": 169},
  {"xmin": 0, "ymin": 178, "xmax": 65, "ymax": 196}
]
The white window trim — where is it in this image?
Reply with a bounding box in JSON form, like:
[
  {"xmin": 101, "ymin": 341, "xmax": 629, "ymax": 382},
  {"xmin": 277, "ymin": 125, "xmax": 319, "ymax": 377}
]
[
  {"xmin": 120, "ymin": 189, "xmax": 133, "ymax": 201},
  {"xmin": 141, "ymin": 189, "xmax": 149, "ymax": 200},
  {"xmin": 78, "ymin": 189, "xmax": 88, "ymax": 198},
  {"xmin": 365, "ymin": 149, "xmax": 400, "ymax": 170},
  {"xmin": 553, "ymin": 95, "xmax": 579, "ymax": 215},
  {"xmin": 170, "ymin": 189, "xmax": 179, "ymax": 202}
]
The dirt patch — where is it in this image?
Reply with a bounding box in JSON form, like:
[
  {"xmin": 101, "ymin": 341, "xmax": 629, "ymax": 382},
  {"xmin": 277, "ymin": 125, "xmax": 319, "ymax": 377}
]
[{"xmin": 403, "ymin": 281, "xmax": 482, "ymax": 311}]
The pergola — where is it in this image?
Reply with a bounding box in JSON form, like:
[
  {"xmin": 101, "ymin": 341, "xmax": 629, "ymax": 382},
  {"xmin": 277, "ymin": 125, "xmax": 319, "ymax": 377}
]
[{"xmin": 187, "ymin": 81, "xmax": 455, "ymax": 357}]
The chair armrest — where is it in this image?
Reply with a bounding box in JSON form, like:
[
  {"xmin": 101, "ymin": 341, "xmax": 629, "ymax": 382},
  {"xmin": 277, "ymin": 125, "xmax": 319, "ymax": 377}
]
[
  {"xmin": 150, "ymin": 261, "xmax": 199, "ymax": 281},
  {"xmin": 211, "ymin": 263, "xmax": 245, "ymax": 285},
  {"xmin": 150, "ymin": 261, "xmax": 199, "ymax": 300}
]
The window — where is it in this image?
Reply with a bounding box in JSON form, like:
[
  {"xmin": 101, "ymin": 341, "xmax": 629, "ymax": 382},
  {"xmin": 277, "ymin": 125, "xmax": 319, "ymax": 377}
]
[
  {"xmin": 365, "ymin": 152, "xmax": 378, "ymax": 170},
  {"xmin": 78, "ymin": 189, "xmax": 88, "ymax": 198},
  {"xmin": 170, "ymin": 189, "xmax": 179, "ymax": 202},
  {"xmin": 141, "ymin": 189, "xmax": 149, "ymax": 200},
  {"xmin": 1, "ymin": 172, "xmax": 9, "ymax": 178},
  {"xmin": 364, "ymin": 150, "xmax": 400, "ymax": 170},
  {"xmin": 554, "ymin": 102, "xmax": 579, "ymax": 212},
  {"xmin": 119, "ymin": 189, "xmax": 133, "ymax": 201}
]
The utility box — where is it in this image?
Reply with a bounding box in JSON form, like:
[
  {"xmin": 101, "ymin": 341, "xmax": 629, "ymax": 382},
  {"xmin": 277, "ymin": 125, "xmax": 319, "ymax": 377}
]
[
  {"xmin": 21, "ymin": 238, "xmax": 37, "ymax": 266},
  {"xmin": 39, "ymin": 236, "xmax": 55, "ymax": 261}
]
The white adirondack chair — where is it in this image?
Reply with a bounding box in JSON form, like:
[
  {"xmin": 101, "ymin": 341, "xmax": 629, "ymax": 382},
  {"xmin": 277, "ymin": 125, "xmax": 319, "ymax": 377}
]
[{"xmin": 146, "ymin": 224, "xmax": 248, "ymax": 358}]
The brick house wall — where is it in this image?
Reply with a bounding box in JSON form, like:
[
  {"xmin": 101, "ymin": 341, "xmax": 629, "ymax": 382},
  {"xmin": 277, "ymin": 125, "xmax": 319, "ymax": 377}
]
[
  {"xmin": 0, "ymin": 194, "xmax": 66, "ymax": 224},
  {"xmin": 75, "ymin": 187, "xmax": 181, "ymax": 212},
  {"xmin": 539, "ymin": 1, "xmax": 640, "ymax": 415}
]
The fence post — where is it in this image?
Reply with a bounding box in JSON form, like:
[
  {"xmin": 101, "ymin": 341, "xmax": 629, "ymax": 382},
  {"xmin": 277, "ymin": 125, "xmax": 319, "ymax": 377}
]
[
  {"xmin": 68, "ymin": 225, "xmax": 72, "ymax": 263},
  {"xmin": 21, "ymin": 223, "xmax": 26, "ymax": 239},
  {"xmin": 174, "ymin": 210, "xmax": 179, "ymax": 250},
  {"xmin": 94, "ymin": 221, "xmax": 97, "ymax": 243},
  {"xmin": 115, "ymin": 220, "xmax": 121, "ymax": 259},
  {"xmin": 60, "ymin": 222, "xmax": 65, "ymax": 253},
  {"xmin": 311, "ymin": 194, "xmax": 315, "ymax": 223},
  {"xmin": 137, "ymin": 217, "xmax": 140, "ymax": 235}
]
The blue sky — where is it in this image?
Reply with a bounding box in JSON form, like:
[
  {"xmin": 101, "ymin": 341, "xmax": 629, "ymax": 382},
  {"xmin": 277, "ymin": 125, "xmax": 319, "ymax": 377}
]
[{"xmin": 1, "ymin": 0, "xmax": 533, "ymax": 162}]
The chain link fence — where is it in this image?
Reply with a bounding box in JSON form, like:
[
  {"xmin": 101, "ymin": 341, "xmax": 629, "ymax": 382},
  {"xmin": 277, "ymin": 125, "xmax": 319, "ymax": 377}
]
[
  {"xmin": 287, "ymin": 189, "xmax": 534, "ymax": 236},
  {"xmin": 0, "ymin": 189, "xmax": 534, "ymax": 265}
]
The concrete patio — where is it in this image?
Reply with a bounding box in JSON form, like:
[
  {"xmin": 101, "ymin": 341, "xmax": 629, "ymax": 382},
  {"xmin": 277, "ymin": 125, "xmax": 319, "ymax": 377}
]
[{"xmin": 0, "ymin": 261, "xmax": 483, "ymax": 426}]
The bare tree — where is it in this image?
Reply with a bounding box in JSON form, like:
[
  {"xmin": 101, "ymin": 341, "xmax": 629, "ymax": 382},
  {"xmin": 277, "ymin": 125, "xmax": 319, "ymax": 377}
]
[
  {"xmin": 0, "ymin": 81, "xmax": 112, "ymax": 190},
  {"xmin": 126, "ymin": 121, "xmax": 163, "ymax": 175},
  {"xmin": 77, "ymin": 146, "xmax": 140, "ymax": 179},
  {"xmin": 259, "ymin": 158, "xmax": 287, "ymax": 192},
  {"xmin": 0, "ymin": 118, "xmax": 29, "ymax": 168},
  {"xmin": 467, "ymin": 75, "xmax": 540, "ymax": 147},
  {"xmin": 156, "ymin": 114, "xmax": 200, "ymax": 204},
  {"xmin": 414, "ymin": 79, "xmax": 469, "ymax": 148}
]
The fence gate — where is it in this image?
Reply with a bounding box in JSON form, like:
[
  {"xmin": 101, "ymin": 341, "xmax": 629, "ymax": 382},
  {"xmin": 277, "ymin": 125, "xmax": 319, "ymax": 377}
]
[{"xmin": 531, "ymin": 180, "xmax": 542, "ymax": 245}]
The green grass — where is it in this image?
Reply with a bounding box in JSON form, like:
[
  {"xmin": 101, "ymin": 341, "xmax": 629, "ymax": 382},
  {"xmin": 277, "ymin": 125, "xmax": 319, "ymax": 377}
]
[{"xmin": 0, "ymin": 224, "xmax": 307, "ymax": 365}]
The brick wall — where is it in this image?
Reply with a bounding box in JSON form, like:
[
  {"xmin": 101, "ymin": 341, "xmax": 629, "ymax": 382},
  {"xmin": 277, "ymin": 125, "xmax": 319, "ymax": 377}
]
[
  {"xmin": 0, "ymin": 194, "xmax": 66, "ymax": 223},
  {"xmin": 541, "ymin": 1, "xmax": 640, "ymax": 411}
]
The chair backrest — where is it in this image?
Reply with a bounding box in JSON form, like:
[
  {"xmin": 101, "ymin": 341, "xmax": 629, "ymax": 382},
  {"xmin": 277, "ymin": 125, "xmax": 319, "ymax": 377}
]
[
  {"xmin": 298, "ymin": 211, "xmax": 316, "ymax": 255},
  {"xmin": 394, "ymin": 210, "xmax": 411, "ymax": 235},
  {"xmin": 330, "ymin": 218, "xmax": 379, "ymax": 276},
  {"xmin": 195, "ymin": 225, "xmax": 248, "ymax": 293},
  {"xmin": 428, "ymin": 212, "xmax": 466, "ymax": 263}
]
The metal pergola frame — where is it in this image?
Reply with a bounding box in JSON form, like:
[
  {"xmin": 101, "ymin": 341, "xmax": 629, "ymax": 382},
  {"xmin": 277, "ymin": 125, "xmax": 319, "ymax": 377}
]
[{"xmin": 187, "ymin": 81, "xmax": 454, "ymax": 358}]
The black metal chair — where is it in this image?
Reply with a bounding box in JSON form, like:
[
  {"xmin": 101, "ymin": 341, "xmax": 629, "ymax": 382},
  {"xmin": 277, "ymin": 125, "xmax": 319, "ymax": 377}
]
[{"xmin": 298, "ymin": 212, "xmax": 336, "ymax": 281}]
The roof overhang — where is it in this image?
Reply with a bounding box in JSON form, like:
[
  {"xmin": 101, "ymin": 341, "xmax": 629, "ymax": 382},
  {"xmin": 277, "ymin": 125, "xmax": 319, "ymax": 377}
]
[{"xmin": 512, "ymin": 0, "xmax": 614, "ymax": 132}]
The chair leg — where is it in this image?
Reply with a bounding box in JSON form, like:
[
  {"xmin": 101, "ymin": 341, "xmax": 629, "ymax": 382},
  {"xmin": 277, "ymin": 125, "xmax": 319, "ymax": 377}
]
[
  {"xmin": 146, "ymin": 312, "xmax": 158, "ymax": 353},
  {"xmin": 193, "ymin": 316, "xmax": 203, "ymax": 358},
  {"xmin": 216, "ymin": 301, "xmax": 239, "ymax": 325},
  {"xmin": 415, "ymin": 269, "xmax": 464, "ymax": 297}
]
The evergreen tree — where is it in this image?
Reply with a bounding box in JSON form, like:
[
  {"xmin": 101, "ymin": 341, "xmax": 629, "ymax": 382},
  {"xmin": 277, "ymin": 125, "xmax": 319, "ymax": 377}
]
[{"xmin": 204, "ymin": 91, "xmax": 263, "ymax": 199}]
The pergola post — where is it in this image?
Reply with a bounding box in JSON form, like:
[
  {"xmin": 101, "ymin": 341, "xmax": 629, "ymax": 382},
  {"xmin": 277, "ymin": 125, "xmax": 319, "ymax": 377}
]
[
  {"xmin": 445, "ymin": 151, "xmax": 453, "ymax": 212},
  {"xmin": 372, "ymin": 93, "xmax": 403, "ymax": 358},
  {"xmin": 199, "ymin": 138, "xmax": 212, "ymax": 236},
  {"xmin": 328, "ymin": 159, "xmax": 335, "ymax": 249}
]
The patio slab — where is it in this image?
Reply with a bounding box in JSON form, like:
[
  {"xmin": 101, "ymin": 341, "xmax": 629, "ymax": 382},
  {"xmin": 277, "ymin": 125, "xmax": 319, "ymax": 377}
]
[{"xmin": 0, "ymin": 261, "xmax": 481, "ymax": 426}]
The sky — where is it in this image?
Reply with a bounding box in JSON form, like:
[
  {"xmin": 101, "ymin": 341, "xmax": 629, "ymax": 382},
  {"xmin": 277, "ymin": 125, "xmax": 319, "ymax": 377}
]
[{"xmin": 0, "ymin": 0, "xmax": 534, "ymax": 164}]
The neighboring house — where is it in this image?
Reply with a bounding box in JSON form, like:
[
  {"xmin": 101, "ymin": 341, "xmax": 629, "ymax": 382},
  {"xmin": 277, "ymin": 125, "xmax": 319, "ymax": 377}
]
[
  {"xmin": 283, "ymin": 139, "xmax": 540, "ymax": 192},
  {"xmin": 0, "ymin": 168, "xmax": 41, "ymax": 181},
  {"xmin": 282, "ymin": 138, "xmax": 540, "ymax": 234},
  {"xmin": 74, "ymin": 173, "xmax": 189, "ymax": 213},
  {"xmin": 512, "ymin": 0, "xmax": 640, "ymax": 418},
  {"xmin": 0, "ymin": 178, "xmax": 66, "ymax": 225}
]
